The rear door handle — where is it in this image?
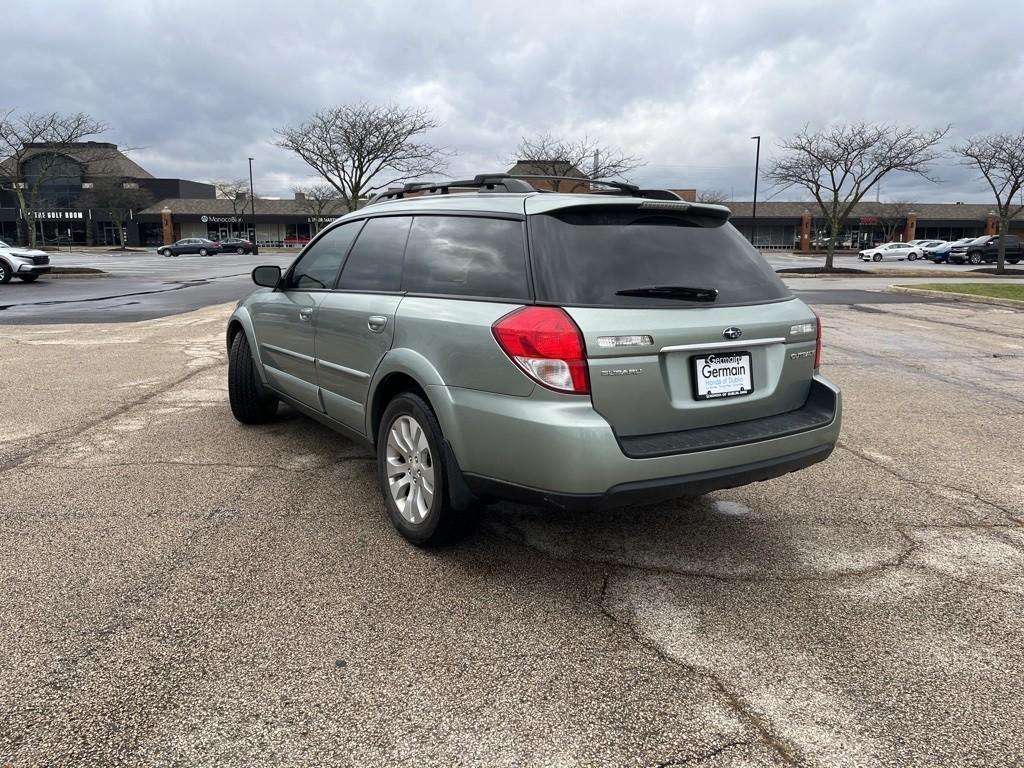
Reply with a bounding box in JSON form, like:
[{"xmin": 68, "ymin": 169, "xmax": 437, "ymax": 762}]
[
  {"xmin": 367, "ymin": 315, "xmax": 388, "ymax": 333},
  {"xmin": 298, "ymin": 308, "xmax": 313, "ymax": 321}
]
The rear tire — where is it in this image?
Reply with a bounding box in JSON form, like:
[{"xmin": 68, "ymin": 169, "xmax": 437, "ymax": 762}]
[
  {"xmin": 228, "ymin": 331, "xmax": 278, "ymax": 424},
  {"xmin": 236, "ymin": 247, "xmax": 245, "ymax": 254},
  {"xmin": 377, "ymin": 392, "xmax": 469, "ymax": 547},
  {"xmin": 968, "ymin": 252, "xmax": 982, "ymax": 265},
  {"xmin": 199, "ymin": 248, "xmax": 209, "ymax": 256},
  {"xmin": 18, "ymin": 274, "xmax": 39, "ymax": 282},
  {"xmin": 908, "ymin": 253, "xmax": 917, "ymax": 261}
]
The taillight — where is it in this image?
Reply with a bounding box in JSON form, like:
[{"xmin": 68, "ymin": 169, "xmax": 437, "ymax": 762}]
[
  {"xmin": 492, "ymin": 306, "xmax": 590, "ymax": 394},
  {"xmin": 811, "ymin": 308, "xmax": 822, "ymax": 369}
]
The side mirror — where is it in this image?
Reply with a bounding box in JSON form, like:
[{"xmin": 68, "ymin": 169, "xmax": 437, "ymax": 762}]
[{"xmin": 252, "ymin": 265, "xmax": 282, "ymax": 288}]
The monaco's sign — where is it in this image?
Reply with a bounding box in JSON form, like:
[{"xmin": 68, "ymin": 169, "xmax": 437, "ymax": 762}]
[{"xmin": 200, "ymin": 215, "xmax": 243, "ymax": 223}]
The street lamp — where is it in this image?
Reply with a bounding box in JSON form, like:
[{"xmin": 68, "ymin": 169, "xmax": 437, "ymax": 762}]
[
  {"xmin": 751, "ymin": 135, "xmax": 761, "ymax": 250},
  {"xmin": 248, "ymin": 157, "xmax": 258, "ymax": 255}
]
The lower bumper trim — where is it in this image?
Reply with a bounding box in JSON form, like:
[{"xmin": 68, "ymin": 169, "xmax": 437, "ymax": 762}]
[{"xmin": 463, "ymin": 444, "xmax": 835, "ymax": 512}]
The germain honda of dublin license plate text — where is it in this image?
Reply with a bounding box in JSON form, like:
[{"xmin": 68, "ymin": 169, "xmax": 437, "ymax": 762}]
[{"xmin": 692, "ymin": 352, "xmax": 753, "ymax": 400}]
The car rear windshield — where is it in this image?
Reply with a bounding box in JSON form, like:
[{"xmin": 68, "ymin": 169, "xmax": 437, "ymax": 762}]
[{"xmin": 529, "ymin": 207, "xmax": 791, "ymax": 307}]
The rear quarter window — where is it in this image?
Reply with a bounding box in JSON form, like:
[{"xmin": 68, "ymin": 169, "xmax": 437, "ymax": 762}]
[
  {"xmin": 402, "ymin": 216, "xmax": 529, "ymax": 300},
  {"xmin": 529, "ymin": 207, "xmax": 790, "ymax": 307}
]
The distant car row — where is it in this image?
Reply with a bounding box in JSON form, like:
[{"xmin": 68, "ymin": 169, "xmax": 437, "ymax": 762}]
[
  {"xmin": 158, "ymin": 237, "xmax": 255, "ymax": 257},
  {"xmin": 858, "ymin": 235, "xmax": 1023, "ymax": 265}
]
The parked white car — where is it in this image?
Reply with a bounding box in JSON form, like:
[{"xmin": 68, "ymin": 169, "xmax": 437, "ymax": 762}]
[
  {"xmin": 0, "ymin": 239, "xmax": 52, "ymax": 283},
  {"xmin": 858, "ymin": 242, "xmax": 923, "ymax": 262}
]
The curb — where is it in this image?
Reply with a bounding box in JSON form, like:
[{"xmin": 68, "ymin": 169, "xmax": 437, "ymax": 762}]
[
  {"xmin": 45, "ymin": 269, "xmax": 111, "ymax": 279},
  {"xmin": 886, "ymin": 285, "xmax": 1024, "ymax": 308}
]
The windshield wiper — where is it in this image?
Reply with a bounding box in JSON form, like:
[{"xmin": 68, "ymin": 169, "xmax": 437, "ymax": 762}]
[{"xmin": 615, "ymin": 285, "xmax": 719, "ymax": 302}]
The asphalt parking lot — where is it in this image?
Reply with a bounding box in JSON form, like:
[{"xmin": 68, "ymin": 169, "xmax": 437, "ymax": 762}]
[
  {"xmin": 2, "ymin": 272, "xmax": 1023, "ymax": 765},
  {"xmin": 2, "ymin": 249, "xmax": 1014, "ymax": 325}
]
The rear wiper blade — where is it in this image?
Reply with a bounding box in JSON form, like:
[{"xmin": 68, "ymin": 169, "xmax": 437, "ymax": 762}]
[{"xmin": 615, "ymin": 285, "xmax": 719, "ymax": 302}]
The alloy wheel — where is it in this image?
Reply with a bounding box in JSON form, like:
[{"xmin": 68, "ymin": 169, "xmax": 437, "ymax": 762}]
[{"xmin": 385, "ymin": 414, "xmax": 435, "ymax": 524}]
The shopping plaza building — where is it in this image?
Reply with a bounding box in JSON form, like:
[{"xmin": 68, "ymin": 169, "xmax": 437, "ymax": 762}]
[
  {"xmin": 0, "ymin": 142, "xmax": 347, "ymax": 248},
  {"xmin": 2, "ymin": 142, "xmax": 1021, "ymax": 250}
]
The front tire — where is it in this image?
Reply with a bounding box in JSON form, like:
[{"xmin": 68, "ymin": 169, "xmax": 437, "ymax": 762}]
[
  {"xmin": 161, "ymin": 248, "xmax": 172, "ymax": 257},
  {"xmin": 378, "ymin": 393, "xmax": 465, "ymax": 547},
  {"xmin": 872, "ymin": 253, "xmax": 882, "ymax": 262},
  {"xmin": 236, "ymin": 247, "xmax": 245, "ymax": 254},
  {"xmin": 228, "ymin": 331, "xmax": 278, "ymax": 424}
]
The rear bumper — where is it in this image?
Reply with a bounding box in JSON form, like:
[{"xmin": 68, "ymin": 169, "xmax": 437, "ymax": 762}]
[
  {"xmin": 430, "ymin": 374, "xmax": 841, "ymax": 503},
  {"xmin": 463, "ymin": 444, "xmax": 833, "ymax": 511}
]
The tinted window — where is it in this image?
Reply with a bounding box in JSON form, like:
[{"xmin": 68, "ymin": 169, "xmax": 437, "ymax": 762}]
[
  {"xmin": 530, "ymin": 208, "xmax": 790, "ymax": 307},
  {"xmin": 289, "ymin": 221, "xmax": 363, "ymax": 290},
  {"xmin": 403, "ymin": 216, "xmax": 529, "ymax": 300},
  {"xmin": 337, "ymin": 216, "xmax": 410, "ymax": 292}
]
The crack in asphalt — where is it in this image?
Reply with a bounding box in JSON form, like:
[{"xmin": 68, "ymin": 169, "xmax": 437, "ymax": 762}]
[
  {"xmin": 656, "ymin": 740, "xmax": 755, "ymax": 767},
  {"xmin": 488, "ymin": 515, "xmax": 919, "ymax": 585},
  {"xmin": 845, "ymin": 303, "xmax": 1024, "ymax": 337},
  {"xmin": 0, "ymin": 355, "xmax": 224, "ymax": 476},
  {"xmin": 826, "ymin": 341, "xmax": 1024, "ymax": 407},
  {"xmin": 0, "ymin": 272, "xmax": 250, "ymax": 311},
  {"xmin": 597, "ymin": 572, "xmax": 803, "ymax": 767},
  {"xmin": 838, "ymin": 441, "xmax": 1021, "ymax": 524}
]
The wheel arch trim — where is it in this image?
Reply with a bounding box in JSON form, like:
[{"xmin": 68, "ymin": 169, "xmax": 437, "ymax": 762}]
[{"xmin": 366, "ymin": 348, "xmax": 452, "ymax": 446}]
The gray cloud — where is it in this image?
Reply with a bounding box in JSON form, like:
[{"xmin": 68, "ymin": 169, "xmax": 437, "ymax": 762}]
[{"xmin": 6, "ymin": 0, "xmax": 1023, "ymax": 202}]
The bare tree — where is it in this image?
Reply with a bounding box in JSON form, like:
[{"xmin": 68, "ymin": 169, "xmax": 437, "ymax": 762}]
[
  {"xmin": 0, "ymin": 109, "xmax": 109, "ymax": 247},
  {"xmin": 954, "ymin": 131, "xmax": 1024, "ymax": 274},
  {"xmin": 696, "ymin": 188, "xmax": 730, "ymax": 204},
  {"xmin": 764, "ymin": 122, "xmax": 948, "ymax": 270},
  {"xmin": 507, "ymin": 132, "xmax": 643, "ymax": 191},
  {"xmin": 276, "ymin": 103, "xmax": 450, "ymax": 209},
  {"xmin": 213, "ymin": 179, "xmax": 253, "ymax": 218},
  {"xmin": 81, "ymin": 180, "xmax": 154, "ymax": 250},
  {"xmin": 864, "ymin": 200, "xmax": 912, "ymax": 243},
  {"xmin": 293, "ymin": 184, "xmax": 346, "ymax": 234}
]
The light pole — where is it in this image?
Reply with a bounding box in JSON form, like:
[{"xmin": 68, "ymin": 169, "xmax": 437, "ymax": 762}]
[
  {"xmin": 751, "ymin": 135, "xmax": 761, "ymax": 250},
  {"xmin": 248, "ymin": 157, "xmax": 258, "ymax": 255}
]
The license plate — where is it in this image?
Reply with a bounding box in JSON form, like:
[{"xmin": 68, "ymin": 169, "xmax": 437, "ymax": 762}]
[{"xmin": 692, "ymin": 351, "xmax": 753, "ymax": 400}]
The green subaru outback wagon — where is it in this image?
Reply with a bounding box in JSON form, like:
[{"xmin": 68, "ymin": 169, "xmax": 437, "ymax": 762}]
[{"xmin": 226, "ymin": 174, "xmax": 841, "ymax": 545}]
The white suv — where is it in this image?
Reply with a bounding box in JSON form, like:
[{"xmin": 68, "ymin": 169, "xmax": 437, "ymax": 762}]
[{"xmin": 0, "ymin": 239, "xmax": 52, "ymax": 283}]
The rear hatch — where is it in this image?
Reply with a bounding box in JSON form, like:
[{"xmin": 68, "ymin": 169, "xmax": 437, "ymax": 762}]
[{"xmin": 527, "ymin": 201, "xmax": 818, "ymax": 437}]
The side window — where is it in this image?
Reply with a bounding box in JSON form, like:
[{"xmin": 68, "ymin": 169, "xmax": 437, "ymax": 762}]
[
  {"xmin": 337, "ymin": 216, "xmax": 410, "ymax": 292},
  {"xmin": 288, "ymin": 221, "xmax": 363, "ymax": 290},
  {"xmin": 403, "ymin": 216, "xmax": 529, "ymax": 300}
]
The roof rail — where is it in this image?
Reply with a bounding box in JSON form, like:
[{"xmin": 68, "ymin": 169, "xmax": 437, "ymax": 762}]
[
  {"xmin": 368, "ymin": 174, "xmax": 536, "ymax": 204},
  {"xmin": 366, "ymin": 173, "xmax": 683, "ymax": 205}
]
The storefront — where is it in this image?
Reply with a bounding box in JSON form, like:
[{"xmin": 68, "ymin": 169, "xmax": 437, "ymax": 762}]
[{"xmin": 137, "ymin": 198, "xmax": 349, "ymax": 249}]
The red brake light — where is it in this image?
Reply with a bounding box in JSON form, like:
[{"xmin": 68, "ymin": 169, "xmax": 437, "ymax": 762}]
[
  {"xmin": 811, "ymin": 308, "xmax": 822, "ymax": 369},
  {"xmin": 492, "ymin": 306, "xmax": 590, "ymax": 394}
]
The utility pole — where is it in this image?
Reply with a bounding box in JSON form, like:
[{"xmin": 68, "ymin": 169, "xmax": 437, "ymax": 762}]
[
  {"xmin": 751, "ymin": 135, "xmax": 761, "ymax": 249},
  {"xmin": 248, "ymin": 157, "xmax": 258, "ymax": 255}
]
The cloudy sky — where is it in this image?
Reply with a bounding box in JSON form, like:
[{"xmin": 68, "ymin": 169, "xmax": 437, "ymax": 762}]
[{"xmin": 7, "ymin": 0, "xmax": 1023, "ymax": 202}]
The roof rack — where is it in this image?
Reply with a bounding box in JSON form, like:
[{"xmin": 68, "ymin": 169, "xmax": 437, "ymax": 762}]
[{"xmin": 367, "ymin": 173, "xmax": 683, "ymax": 205}]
